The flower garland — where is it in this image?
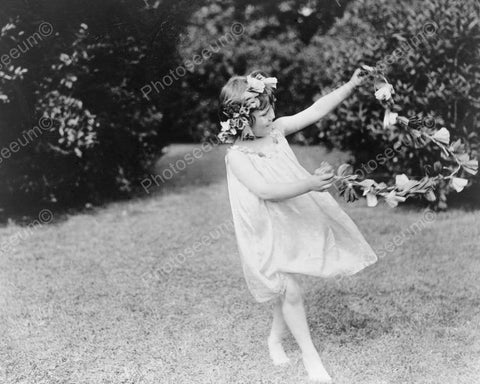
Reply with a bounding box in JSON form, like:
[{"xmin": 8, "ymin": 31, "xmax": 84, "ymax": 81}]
[
  {"xmin": 218, "ymin": 74, "xmax": 277, "ymax": 143},
  {"xmin": 323, "ymin": 65, "xmax": 478, "ymax": 208}
]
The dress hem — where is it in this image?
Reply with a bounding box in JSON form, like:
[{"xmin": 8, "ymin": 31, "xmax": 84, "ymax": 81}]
[{"xmin": 248, "ymin": 256, "xmax": 377, "ymax": 304}]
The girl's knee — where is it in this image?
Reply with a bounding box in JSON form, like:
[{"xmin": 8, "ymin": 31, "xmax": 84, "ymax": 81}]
[{"xmin": 283, "ymin": 276, "xmax": 303, "ymax": 304}]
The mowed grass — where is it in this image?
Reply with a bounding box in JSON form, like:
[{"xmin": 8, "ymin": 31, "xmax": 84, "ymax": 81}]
[{"xmin": 0, "ymin": 141, "xmax": 479, "ymax": 384}]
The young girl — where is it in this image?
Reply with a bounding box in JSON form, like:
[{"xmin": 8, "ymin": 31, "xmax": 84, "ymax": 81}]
[{"xmin": 219, "ymin": 69, "xmax": 378, "ymax": 383}]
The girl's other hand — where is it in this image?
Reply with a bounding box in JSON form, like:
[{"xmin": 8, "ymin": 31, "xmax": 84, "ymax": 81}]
[
  {"xmin": 308, "ymin": 172, "xmax": 335, "ymax": 192},
  {"xmin": 349, "ymin": 68, "xmax": 368, "ymax": 88}
]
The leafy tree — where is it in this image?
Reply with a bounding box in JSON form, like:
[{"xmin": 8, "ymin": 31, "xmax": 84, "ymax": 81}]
[{"xmin": 0, "ymin": 0, "xmax": 202, "ymax": 213}]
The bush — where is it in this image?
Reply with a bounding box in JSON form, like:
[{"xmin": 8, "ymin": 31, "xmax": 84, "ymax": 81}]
[
  {"xmin": 0, "ymin": 0, "xmax": 195, "ymax": 212},
  {"xmin": 306, "ymin": 0, "xmax": 480, "ymax": 209}
]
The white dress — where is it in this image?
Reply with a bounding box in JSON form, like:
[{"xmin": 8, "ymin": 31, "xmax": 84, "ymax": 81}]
[{"xmin": 225, "ymin": 127, "xmax": 378, "ymax": 303}]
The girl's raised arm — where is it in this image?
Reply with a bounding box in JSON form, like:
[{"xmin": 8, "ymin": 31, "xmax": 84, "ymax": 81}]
[
  {"xmin": 274, "ymin": 68, "xmax": 365, "ymax": 137},
  {"xmin": 227, "ymin": 150, "xmax": 332, "ymax": 201}
]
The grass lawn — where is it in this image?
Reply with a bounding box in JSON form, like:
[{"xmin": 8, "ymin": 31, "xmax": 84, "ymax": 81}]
[{"xmin": 1, "ymin": 141, "xmax": 479, "ymax": 384}]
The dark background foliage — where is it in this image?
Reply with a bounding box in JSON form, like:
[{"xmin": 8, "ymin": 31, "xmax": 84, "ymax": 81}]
[{"xmin": 0, "ymin": 0, "xmax": 197, "ymax": 213}]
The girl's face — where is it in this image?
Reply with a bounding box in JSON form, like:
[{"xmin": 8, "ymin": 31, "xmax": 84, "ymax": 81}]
[{"xmin": 250, "ymin": 104, "xmax": 275, "ymax": 137}]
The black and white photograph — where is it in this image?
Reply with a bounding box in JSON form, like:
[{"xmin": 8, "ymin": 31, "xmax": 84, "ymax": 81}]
[{"xmin": 0, "ymin": 0, "xmax": 479, "ymax": 383}]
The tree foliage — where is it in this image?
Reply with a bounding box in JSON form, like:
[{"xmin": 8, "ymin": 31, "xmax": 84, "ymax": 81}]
[{"xmin": 0, "ymin": 0, "xmax": 199, "ymax": 211}]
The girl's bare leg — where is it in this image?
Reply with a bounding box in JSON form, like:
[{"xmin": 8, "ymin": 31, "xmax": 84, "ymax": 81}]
[
  {"xmin": 268, "ymin": 296, "xmax": 290, "ymax": 365},
  {"xmin": 281, "ymin": 275, "xmax": 332, "ymax": 383}
]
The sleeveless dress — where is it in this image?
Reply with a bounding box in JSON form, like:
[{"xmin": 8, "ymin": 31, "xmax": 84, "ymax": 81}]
[{"xmin": 224, "ymin": 127, "xmax": 378, "ymax": 303}]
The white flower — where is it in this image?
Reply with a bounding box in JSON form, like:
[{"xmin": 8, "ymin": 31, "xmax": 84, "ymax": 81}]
[
  {"xmin": 366, "ymin": 192, "xmax": 378, "ymax": 207},
  {"xmin": 246, "ymin": 75, "xmax": 265, "ymax": 93},
  {"xmin": 220, "ymin": 120, "xmax": 230, "ymax": 131},
  {"xmin": 383, "ymin": 108, "xmax": 398, "ymax": 129},
  {"xmin": 395, "ymin": 174, "xmax": 410, "ymax": 189},
  {"xmin": 375, "ymin": 82, "xmax": 395, "ymax": 101},
  {"xmin": 451, "ymin": 177, "xmax": 468, "ymax": 192},
  {"xmin": 460, "ymin": 158, "xmax": 478, "ymax": 176},
  {"xmin": 358, "ymin": 179, "xmax": 378, "ymax": 207},
  {"xmin": 262, "ymin": 77, "xmax": 278, "ymax": 89},
  {"xmin": 432, "ymin": 127, "xmax": 450, "ymax": 145}
]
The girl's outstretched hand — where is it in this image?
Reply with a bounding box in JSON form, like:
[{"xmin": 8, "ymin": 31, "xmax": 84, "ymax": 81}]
[
  {"xmin": 349, "ymin": 68, "xmax": 368, "ymax": 88},
  {"xmin": 309, "ymin": 172, "xmax": 335, "ymax": 192}
]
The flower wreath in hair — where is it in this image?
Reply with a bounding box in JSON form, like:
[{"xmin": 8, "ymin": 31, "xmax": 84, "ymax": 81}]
[{"xmin": 218, "ymin": 74, "xmax": 278, "ymax": 143}]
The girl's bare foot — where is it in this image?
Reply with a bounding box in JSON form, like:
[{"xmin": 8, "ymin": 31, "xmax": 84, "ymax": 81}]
[
  {"xmin": 302, "ymin": 351, "xmax": 332, "ymax": 383},
  {"xmin": 267, "ymin": 334, "xmax": 290, "ymax": 365}
]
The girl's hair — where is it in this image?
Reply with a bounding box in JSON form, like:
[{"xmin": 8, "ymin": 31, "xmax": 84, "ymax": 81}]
[{"xmin": 218, "ymin": 70, "xmax": 277, "ymax": 138}]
